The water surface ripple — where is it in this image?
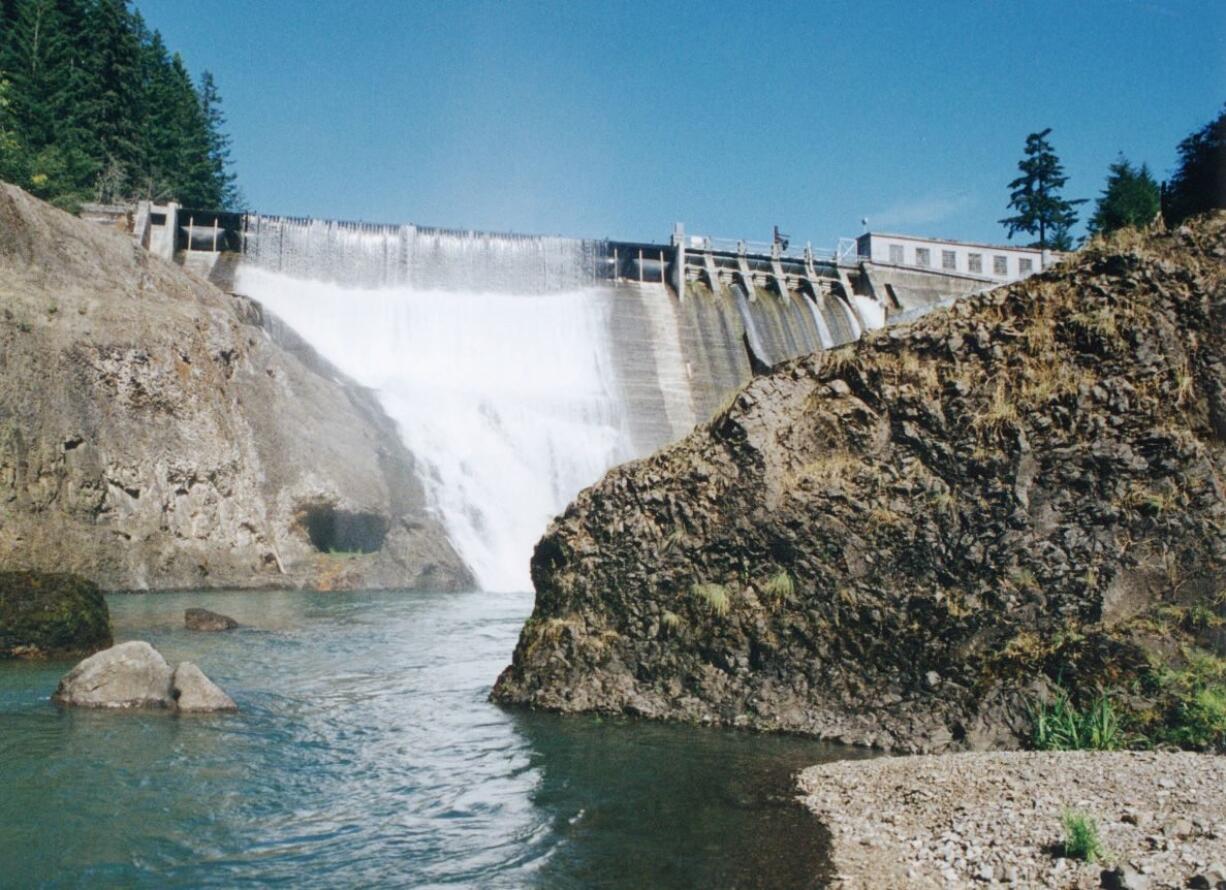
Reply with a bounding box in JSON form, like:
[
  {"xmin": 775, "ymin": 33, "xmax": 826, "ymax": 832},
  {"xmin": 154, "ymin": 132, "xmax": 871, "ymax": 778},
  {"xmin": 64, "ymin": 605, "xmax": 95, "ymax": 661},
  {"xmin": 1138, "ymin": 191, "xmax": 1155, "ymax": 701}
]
[{"xmin": 0, "ymin": 590, "xmax": 866, "ymax": 888}]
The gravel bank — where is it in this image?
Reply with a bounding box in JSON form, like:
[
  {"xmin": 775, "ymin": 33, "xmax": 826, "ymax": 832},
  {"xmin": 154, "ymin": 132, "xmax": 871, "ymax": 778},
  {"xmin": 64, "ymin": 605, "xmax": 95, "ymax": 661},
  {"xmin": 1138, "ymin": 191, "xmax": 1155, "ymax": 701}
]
[{"xmin": 799, "ymin": 751, "xmax": 1226, "ymax": 889}]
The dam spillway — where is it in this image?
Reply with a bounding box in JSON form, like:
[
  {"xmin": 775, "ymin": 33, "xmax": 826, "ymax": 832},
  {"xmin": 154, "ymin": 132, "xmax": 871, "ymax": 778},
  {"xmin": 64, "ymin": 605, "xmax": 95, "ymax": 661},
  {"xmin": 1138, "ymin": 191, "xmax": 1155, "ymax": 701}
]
[{"xmin": 165, "ymin": 209, "xmax": 990, "ymax": 590}]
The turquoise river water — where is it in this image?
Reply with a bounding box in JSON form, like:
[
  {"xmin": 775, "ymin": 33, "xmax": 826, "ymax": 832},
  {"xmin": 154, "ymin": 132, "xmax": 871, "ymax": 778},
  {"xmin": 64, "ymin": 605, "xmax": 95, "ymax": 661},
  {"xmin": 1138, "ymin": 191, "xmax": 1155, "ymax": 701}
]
[{"xmin": 0, "ymin": 589, "xmax": 869, "ymax": 888}]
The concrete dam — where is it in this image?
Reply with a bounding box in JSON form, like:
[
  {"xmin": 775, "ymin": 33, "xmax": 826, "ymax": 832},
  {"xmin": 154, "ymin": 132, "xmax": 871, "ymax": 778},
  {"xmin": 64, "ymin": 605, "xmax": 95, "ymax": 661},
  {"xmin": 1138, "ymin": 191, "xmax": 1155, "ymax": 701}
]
[{"xmin": 126, "ymin": 204, "xmax": 993, "ymax": 590}]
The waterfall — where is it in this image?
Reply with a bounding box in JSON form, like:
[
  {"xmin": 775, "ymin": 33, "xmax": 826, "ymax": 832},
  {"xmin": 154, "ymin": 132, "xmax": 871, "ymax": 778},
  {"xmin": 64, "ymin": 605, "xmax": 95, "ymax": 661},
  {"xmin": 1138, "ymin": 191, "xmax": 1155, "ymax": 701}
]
[
  {"xmin": 236, "ymin": 223, "xmax": 630, "ymax": 592},
  {"xmin": 241, "ymin": 214, "xmax": 606, "ymax": 292}
]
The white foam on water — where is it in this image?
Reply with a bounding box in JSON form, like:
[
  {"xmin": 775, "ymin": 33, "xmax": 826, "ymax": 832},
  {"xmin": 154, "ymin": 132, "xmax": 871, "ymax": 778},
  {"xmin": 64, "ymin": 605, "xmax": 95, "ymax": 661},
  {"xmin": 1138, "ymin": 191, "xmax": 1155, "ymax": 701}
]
[{"xmin": 236, "ymin": 265, "xmax": 632, "ymax": 591}]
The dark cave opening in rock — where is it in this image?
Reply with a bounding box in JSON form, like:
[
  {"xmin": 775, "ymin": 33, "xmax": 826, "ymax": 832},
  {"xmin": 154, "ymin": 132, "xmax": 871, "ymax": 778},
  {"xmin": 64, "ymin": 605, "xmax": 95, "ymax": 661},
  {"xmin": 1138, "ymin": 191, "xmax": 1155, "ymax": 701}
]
[{"xmin": 299, "ymin": 505, "xmax": 388, "ymax": 554}]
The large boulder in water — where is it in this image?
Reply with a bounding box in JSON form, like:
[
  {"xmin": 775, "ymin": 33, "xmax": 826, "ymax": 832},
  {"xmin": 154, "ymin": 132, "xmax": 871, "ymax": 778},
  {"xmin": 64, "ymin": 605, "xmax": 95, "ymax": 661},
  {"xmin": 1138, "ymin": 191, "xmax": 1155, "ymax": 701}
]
[
  {"xmin": 171, "ymin": 662, "xmax": 237, "ymax": 712},
  {"xmin": 53, "ymin": 640, "xmax": 173, "ymax": 708},
  {"xmin": 53, "ymin": 641, "xmax": 237, "ymax": 712},
  {"xmin": 0, "ymin": 571, "xmax": 112, "ymax": 659},
  {"xmin": 493, "ymin": 215, "xmax": 1226, "ymax": 752}
]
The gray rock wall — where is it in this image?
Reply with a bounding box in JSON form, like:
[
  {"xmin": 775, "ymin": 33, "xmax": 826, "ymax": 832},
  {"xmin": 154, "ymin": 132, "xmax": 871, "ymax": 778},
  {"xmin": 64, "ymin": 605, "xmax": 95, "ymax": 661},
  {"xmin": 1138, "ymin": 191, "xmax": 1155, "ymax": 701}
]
[{"xmin": 0, "ymin": 184, "xmax": 471, "ymax": 592}]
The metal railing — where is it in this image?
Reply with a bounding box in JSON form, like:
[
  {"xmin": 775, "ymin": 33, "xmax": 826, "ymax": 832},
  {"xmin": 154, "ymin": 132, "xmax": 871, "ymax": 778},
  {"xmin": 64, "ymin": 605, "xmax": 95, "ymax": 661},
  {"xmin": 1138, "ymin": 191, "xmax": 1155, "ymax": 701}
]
[{"xmin": 686, "ymin": 234, "xmax": 866, "ymax": 264}]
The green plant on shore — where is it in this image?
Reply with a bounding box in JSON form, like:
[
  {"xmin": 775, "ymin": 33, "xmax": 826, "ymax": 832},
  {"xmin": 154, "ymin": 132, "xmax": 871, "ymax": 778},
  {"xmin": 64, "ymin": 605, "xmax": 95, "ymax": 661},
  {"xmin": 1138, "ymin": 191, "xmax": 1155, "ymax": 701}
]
[
  {"xmin": 1166, "ymin": 685, "xmax": 1226, "ymax": 749},
  {"xmin": 1062, "ymin": 810, "xmax": 1105, "ymax": 863},
  {"xmin": 692, "ymin": 582, "xmax": 730, "ymax": 617},
  {"xmin": 1031, "ymin": 689, "xmax": 1123, "ymax": 751},
  {"xmin": 1149, "ymin": 649, "xmax": 1226, "ymax": 750}
]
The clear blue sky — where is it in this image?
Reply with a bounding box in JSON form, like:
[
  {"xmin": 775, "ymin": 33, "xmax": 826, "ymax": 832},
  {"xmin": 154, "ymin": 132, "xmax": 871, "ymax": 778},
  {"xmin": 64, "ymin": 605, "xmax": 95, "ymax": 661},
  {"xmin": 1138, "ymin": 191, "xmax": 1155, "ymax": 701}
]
[{"xmin": 136, "ymin": 0, "xmax": 1223, "ymax": 248}]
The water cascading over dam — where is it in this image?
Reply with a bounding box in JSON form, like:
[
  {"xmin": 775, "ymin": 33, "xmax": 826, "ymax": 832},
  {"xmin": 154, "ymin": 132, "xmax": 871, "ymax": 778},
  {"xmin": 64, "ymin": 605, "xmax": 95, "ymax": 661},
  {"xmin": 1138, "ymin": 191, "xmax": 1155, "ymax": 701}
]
[{"xmin": 235, "ymin": 216, "xmax": 873, "ymax": 590}]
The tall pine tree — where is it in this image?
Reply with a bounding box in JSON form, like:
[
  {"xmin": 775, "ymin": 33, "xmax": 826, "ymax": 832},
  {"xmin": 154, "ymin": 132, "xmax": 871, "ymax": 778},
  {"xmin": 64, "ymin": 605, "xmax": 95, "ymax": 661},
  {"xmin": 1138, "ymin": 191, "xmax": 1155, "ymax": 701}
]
[
  {"xmin": 1000, "ymin": 128, "xmax": 1085, "ymax": 251},
  {"xmin": 198, "ymin": 70, "xmax": 240, "ymax": 209},
  {"xmin": 83, "ymin": 0, "xmax": 139, "ymax": 185}
]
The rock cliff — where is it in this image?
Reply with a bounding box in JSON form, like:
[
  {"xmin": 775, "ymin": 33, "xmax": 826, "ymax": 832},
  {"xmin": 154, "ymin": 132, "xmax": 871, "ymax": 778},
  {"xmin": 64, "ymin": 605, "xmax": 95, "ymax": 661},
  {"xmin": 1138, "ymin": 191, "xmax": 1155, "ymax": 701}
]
[
  {"xmin": 0, "ymin": 184, "xmax": 471, "ymax": 591},
  {"xmin": 494, "ymin": 216, "xmax": 1226, "ymax": 752}
]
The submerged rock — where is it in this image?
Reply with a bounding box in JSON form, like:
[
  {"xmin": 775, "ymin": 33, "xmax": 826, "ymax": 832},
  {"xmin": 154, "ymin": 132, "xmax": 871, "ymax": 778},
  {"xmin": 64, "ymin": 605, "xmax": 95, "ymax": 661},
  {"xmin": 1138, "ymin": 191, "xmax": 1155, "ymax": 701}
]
[
  {"xmin": 171, "ymin": 662, "xmax": 237, "ymax": 712},
  {"xmin": 494, "ymin": 214, "xmax": 1226, "ymax": 752},
  {"xmin": 184, "ymin": 608, "xmax": 238, "ymax": 631},
  {"xmin": 53, "ymin": 640, "xmax": 237, "ymax": 712},
  {"xmin": 0, "ymin": 571, "xmax": 112, "ymax": 659}
]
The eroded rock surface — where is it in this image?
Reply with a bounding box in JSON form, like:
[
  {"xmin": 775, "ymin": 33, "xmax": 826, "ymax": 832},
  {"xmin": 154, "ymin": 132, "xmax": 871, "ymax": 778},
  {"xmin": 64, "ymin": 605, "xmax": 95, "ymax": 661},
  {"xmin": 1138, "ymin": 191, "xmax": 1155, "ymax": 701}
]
[
  {"xmin": 0, "ymin": 570, "xmax": 111, "ymax": 658},
  {"xmin": 494, "ymin": 216, "xmax": 1226, "ymax": 751},
  {"xmin": 0, "ymin": 183, "xmax": 471, "ymax": 591}
]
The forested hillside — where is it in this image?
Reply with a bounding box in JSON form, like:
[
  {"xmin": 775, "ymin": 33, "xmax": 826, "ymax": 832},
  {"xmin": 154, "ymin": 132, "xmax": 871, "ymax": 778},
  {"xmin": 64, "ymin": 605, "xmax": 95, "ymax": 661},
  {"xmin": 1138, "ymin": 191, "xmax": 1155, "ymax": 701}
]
[{"xmin": 0, "ymin": 0, "xmax": 238, "ymax": 211}]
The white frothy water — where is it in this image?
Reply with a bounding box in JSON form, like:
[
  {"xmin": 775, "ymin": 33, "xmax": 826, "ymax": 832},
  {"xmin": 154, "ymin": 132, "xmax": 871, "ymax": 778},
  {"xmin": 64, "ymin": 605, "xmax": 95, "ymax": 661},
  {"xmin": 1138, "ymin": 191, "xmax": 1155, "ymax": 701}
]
[{"xmin": 236, "ymin": 265, "xmax": 632, "ymax": 591}]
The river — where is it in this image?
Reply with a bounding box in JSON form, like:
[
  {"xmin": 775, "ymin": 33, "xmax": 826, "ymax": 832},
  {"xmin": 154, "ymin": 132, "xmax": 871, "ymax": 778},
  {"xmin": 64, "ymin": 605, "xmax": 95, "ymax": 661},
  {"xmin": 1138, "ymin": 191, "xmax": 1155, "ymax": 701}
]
[{"xmin": 0, "ymin": 589, "xmax": 869, "ymax": 888}]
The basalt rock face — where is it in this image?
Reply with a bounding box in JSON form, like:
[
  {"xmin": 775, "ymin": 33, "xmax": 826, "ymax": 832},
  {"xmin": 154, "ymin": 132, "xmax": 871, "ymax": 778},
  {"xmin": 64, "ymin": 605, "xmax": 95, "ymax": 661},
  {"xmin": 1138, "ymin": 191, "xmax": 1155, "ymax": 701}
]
[
  {"xmin": 0, "ymin": 183, "xmax": 472, "ymax": 591},
  {"xmin": 494, "ymin": 216, "xmax": 1226, "ymax": 752},
  {"xmin": 0, "ymin": 571, "xmax": 112, "ymax": 658}
]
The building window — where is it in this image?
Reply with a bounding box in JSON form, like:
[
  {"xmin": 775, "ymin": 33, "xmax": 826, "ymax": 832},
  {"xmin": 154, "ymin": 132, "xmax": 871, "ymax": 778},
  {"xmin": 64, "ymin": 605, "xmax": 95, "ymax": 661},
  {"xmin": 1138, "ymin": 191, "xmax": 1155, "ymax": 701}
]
[
  {"xmin": 993, "ymin": 255, "xmax": 1008, "ymax": 276},
  {"xmin": 942, "ymin": 250, "xmax": 956, "ymax": 270},
  {"xmin": 968, "ymin": 253, "xmax": 983, "ymax": 273},
  {"xmin": 888, "ymin": 244, "xmax": 904, "ymax": 264},
  {"xmin": 1019, "ymin": 258, "xmax": 1034, "ymax": 275},
  {"xmin": 915, "ymin": 247, "xmax": 931, "ymax": 267}
]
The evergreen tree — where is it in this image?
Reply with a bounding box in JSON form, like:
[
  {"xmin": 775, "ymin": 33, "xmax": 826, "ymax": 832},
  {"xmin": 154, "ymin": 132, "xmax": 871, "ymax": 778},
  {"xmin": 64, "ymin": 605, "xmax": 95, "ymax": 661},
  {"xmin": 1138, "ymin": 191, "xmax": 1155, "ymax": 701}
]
[
  {"xmin": 163, "ymin": 51, "xmax": 214, "ymax": 206},
  {"xmin": 1000, "ymin": 128, "xmax": 1085, "ymax": 251},
  {"xmin": 198, "ymin": 69, "xmax": 240, "ymax": 209},
  {"xmin": 2, "ymin": 0, "xmax": 74, "ymax": 147},
  {"xmin": 1164, "ymin": 103, "xmax": 1226, "ymax": 226},
  {"xmin": 0, "ymin": 0, "xmax": 240, "ymax": 210},
  {"xmin": 83, "ymin": 0, "xmax": 139, "ymax": 183},
  {"xmin": 0, "ymin": 0, "xmax": 94, "ymax": 206},
  {"xmin": 133, "ymin": 28, "xmax": 180, "ymax": 201},
  {"xmin": 1087, "ymin": 156, "xmax": 1160, "ymax": 235}
]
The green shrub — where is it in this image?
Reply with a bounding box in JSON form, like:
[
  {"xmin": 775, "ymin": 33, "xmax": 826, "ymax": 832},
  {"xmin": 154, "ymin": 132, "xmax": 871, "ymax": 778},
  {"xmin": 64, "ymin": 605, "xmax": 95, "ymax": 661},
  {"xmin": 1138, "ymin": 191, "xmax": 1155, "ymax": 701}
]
[
  {"xmin": 1062, "ymin": 810, "xmax": 1105, "ymax": 863},
  {"xmin": 1031, "ymin": 689, "xmax": 1124, "ymax": 751},
  {"xmin": 1168, "ymin": 685, "xmax": 1226, "ymax": 749},
  {"xmin": 1148, "ymin": 647, "xmax": 1226, "ymax": 750}
]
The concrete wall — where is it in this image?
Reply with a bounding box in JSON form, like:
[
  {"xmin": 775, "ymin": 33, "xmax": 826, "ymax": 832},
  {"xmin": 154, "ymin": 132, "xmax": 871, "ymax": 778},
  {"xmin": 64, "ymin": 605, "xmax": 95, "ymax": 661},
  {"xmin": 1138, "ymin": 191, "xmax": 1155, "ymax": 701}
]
[
  {"xmin": 164, "ymin": 224, "xmax": 1002, "ymax": 461},
  {"xmin": 857, "ymin": 232, "xmax": 1051, "ymax": 283},
  {"xmin": 859, "ymin": 263, "xmax": 994, "ymax": 315}
]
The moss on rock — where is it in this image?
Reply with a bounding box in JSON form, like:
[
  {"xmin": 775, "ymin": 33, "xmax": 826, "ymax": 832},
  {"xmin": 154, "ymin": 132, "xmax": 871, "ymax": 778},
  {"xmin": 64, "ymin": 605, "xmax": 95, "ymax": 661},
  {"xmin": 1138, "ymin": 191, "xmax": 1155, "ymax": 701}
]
[{"xmin": 0, "ymin": 571, "xmax": 112, "ymax": 659}]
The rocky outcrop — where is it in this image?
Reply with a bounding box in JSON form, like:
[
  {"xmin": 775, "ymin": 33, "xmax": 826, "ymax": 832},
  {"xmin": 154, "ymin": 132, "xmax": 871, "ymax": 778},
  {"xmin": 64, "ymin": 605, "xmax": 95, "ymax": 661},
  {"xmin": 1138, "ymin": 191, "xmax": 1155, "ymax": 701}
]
[
  {"xmin": 52, "ymin": 640, "xmax": 235, "ymax": 712},
  {"xmin": 0, "ymin": 571, "xmax": 112, "ymax": 658},
  {"xmin": 0, "ymin": 184, "xmax": 471, "ymax": 591},
  {"xmin": 493, "ymin": 216, "xmax": 1226, "ymax": 751},
  {"xmin": 184, "ymin": 608, "xmax": 237, "ymax": 631}
]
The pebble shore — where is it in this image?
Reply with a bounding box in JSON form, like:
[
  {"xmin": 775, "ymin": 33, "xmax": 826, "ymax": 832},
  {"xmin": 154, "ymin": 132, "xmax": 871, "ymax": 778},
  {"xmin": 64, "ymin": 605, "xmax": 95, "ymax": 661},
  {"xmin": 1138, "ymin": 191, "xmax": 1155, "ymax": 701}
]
[{"xmin": 799, "ymin": 751, "xmax": 1226, "ymax": 889}]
